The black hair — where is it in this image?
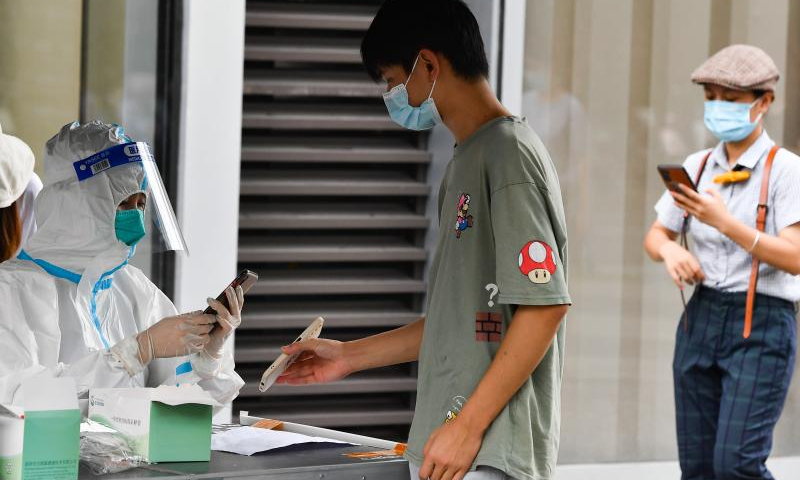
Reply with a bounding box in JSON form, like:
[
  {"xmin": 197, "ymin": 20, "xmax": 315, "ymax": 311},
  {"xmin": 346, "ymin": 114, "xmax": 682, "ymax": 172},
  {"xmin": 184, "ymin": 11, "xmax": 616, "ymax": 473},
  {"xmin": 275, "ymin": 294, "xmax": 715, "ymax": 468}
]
[{"xmin": 361, "ymin": 0, "xmax": 490, "ymax": 83}]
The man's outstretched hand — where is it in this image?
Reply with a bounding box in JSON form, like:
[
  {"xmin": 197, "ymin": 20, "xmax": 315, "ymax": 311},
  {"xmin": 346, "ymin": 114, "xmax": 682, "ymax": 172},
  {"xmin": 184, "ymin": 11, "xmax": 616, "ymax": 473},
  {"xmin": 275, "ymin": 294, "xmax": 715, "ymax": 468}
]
[{"xmin": 276, "ymin": 338, "xmax": 354, "ymax": 385}]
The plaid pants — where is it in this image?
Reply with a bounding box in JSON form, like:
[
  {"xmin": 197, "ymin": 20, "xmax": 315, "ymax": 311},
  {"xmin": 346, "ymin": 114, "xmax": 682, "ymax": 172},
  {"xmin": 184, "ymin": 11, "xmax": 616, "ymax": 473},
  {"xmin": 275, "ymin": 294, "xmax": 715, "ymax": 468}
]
[{"xmin": 673, "ymin": 286, "xmax": 796, "ymax": 480}]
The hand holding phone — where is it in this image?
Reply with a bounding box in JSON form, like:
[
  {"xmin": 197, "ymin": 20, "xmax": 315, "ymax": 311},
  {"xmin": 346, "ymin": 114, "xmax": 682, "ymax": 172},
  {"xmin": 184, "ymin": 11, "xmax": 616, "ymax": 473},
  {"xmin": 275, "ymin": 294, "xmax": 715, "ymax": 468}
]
[
  {"xmin": 204, "ymin": 270, "xmax": 258, "ymax": 316},
  {"xmin": 657, "ymin": 164, "xmax": 696, "ymax": 193},
  {"xmin": 203, "ymin": 285, "xmax": 245, "ymax": 358},
  {"xmin": 259, "ymin": 317, "xmax": 325, "ymax": 393}
]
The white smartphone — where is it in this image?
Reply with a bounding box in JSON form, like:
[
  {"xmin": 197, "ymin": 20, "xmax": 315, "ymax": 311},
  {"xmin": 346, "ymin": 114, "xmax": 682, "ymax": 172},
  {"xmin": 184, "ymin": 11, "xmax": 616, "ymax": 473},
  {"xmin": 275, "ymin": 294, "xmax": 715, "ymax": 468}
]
[{"xmin": 258, "ymin": 317, "xmax": 325, "ymax": 393}]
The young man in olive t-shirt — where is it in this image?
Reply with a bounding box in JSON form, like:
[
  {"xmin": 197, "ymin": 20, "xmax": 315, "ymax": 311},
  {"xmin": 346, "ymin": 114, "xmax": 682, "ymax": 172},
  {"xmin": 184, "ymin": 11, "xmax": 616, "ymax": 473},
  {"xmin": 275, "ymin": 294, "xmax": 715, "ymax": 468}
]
[{"xmin": 277, "ymin": 2, "xmax": 571, "ymax": 480}]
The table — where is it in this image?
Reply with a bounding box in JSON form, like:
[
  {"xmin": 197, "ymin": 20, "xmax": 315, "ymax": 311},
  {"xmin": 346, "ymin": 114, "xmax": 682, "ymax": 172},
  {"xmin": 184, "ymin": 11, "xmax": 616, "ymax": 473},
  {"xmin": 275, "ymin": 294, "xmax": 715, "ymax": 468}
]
[{"xmin": 79, "ymin": 444, "xmax": 409, "ymax": 480}]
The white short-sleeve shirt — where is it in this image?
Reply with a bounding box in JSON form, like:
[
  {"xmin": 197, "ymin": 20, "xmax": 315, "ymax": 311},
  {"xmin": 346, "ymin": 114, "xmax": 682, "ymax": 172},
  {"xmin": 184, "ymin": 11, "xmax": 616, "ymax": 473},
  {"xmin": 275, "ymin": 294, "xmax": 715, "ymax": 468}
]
[{"xmin": 655, "ymin": 131, "xmax": 800, "ymax": 302}]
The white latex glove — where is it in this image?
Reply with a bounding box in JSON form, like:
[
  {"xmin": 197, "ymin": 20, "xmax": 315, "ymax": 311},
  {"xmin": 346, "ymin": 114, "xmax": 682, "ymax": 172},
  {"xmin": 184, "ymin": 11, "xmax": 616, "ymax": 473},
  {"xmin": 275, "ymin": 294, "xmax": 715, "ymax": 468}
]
[
  {"xmin": 136, "ymin": 311, "xmax": 215, "ymax": 364},
  {"xmin": 203, "ymin": 285, "xmax": 244, "ymax": 359}
]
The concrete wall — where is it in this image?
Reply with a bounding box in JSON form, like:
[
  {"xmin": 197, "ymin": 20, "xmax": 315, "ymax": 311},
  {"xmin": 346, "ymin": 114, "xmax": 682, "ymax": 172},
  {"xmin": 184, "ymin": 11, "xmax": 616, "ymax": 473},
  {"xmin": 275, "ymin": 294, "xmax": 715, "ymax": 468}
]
[
  {"xmin": 173, "ymin": 0, "xmax": 246, "ymax": 419},
  {"xmin": 0, "ymin": 0, "xmax": 82, "ymax": 174},
  {"xmin": 174, "ymin": 0, "xmax": 245, "ymax": 314}
]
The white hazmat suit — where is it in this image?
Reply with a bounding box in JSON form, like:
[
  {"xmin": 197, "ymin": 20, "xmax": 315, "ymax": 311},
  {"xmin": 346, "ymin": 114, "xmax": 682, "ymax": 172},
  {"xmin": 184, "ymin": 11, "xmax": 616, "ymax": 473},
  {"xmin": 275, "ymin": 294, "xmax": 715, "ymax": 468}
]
[{"xmin": 0, "ymin": 121, "xmax": 243, "ymax": 409}]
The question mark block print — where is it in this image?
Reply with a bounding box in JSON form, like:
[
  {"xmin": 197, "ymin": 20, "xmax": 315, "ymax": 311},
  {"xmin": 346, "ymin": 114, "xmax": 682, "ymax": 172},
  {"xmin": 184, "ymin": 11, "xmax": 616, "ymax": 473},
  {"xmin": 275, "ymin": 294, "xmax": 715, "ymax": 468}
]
[{"xmin": 476, "ymin": 312, "xmax": 504, "ymax": 343}]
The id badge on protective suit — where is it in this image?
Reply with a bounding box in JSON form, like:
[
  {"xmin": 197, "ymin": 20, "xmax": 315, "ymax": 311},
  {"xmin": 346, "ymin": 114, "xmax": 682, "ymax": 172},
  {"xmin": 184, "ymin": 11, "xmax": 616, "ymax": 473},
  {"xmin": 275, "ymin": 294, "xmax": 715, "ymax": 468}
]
[{"xmin": 72, "ymin": 142, "xmax": 188, "ymax": 253}]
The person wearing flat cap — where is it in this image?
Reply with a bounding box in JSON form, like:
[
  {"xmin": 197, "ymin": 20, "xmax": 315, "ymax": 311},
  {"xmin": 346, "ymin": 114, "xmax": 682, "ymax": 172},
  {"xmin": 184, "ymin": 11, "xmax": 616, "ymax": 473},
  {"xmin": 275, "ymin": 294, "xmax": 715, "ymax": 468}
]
[
  {"xmin": 645, "ymin": 44, "xmax": 800, "ymax": 480},
  {"xmin": 0, "ymin": 124, "xmax": 42, "ymax": 262}
]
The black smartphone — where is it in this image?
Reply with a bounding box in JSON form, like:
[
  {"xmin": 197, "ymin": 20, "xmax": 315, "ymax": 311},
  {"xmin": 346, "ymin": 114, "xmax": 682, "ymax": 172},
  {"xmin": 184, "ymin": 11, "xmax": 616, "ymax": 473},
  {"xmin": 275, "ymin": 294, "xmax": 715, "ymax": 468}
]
[
  {"xmin": 204, "ymin": 269, "xmax": 259, "ymax": 316},
  {"xmin": 657, "ymin": 164, "xmax": 696, "ymax": 192}
]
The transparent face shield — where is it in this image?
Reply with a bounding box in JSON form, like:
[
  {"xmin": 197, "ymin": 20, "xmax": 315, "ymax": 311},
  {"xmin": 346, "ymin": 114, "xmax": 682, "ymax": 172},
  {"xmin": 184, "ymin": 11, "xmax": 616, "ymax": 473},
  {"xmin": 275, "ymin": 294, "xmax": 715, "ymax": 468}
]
[{"xmin": 73, "ymin": 142, "xmax": 188, "ymax": 253}]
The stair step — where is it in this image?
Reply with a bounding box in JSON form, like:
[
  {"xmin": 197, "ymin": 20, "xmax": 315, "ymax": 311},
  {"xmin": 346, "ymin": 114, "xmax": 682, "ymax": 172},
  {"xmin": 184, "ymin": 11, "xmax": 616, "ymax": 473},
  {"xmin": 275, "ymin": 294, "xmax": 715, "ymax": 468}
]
[
  {"xmin": 245, "ymin": 36, "xmax": 361, "ymax": 63},
  {"xmin": 244, "ymin": 70, "xmax": 382, "ymax": 97},
  {"xmin": 235, "ymin": 345, "xmax": 282, "ymax": 363},
  {"xmin": 240, "ymin": 141, "xmax": 430, "ymax": 164},
  {"xmin": 239, "ymin": 242, "xmax": 426, "ymax": 262},
  {"xmin": 239, "ymin": 310, "xmax": 420, "ymax": 330},
  {"xmin": 247, "ymin": 3, "xmax": 376, "ymax": 31},
  {"xmin": 239, "ymin": 175, "xmax": 428, "ymax": 196},
  {"xmin": 242, "ymin": 105, "xmax": 398, "ymax": 131},
  {"xmin": 247, "ymin": 275, "xmax": 426, "ymax": 296},
  {"xmin": 239, "ymin": 206, "xmax": 429, "ymax": 230},
  {"xmin": 239, "ymin": 376, "xmax": 417, "ymax": 397}
]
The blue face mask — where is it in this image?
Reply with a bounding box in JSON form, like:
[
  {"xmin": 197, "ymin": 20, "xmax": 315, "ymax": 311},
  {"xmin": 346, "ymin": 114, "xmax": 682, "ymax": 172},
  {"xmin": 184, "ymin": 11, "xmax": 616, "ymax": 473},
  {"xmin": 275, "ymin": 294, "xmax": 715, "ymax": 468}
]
[
  {"xmin": 115, "ymin": 209, "xmax": 146, "ymax": 246},
  {"xmin": 382, "ymin": 54, "xmax": 442, "ymax": 131},
  {"xmin": 703, "ymin": 98, "xmax": 763, "ymax": 142}
]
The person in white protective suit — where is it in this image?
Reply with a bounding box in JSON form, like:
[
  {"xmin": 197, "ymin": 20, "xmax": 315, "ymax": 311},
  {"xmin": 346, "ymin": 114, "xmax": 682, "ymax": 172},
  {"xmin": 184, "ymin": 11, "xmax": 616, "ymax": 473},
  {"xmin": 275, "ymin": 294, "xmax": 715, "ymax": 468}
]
[{"xmin": 0, "ymin": 120, "xmax": 244, "ymax": 410}]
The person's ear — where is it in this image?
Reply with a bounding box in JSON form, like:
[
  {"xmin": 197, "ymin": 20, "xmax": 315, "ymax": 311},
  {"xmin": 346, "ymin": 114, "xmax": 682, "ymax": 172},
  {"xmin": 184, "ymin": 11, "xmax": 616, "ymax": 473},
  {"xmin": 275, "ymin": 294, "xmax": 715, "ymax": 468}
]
[
  {"xmin": 763, "ymin": 91, "xmax": 775, "ymax": 110},
  {"xmin": 753, "ymin": 92, "xmax": 773, "ymax": 120},
  {"xmin": 418, "ymin": 48, "xmax": 440, "ymax": 83}
]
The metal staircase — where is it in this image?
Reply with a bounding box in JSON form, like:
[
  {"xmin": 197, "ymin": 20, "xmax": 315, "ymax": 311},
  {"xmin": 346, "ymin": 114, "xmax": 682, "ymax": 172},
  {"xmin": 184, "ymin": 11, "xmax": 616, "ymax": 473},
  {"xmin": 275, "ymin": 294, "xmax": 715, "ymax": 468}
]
[{"xmin": 234, "ymin": 0, "xmax": 431, "ymax": 441}]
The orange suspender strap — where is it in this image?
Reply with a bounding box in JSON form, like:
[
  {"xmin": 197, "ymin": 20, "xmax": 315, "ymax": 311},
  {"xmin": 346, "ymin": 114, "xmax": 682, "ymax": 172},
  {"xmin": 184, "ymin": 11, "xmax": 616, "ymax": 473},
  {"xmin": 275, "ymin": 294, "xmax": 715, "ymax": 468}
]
[
  {"xmin": 743, "ymin": 145, "xmax": 781, "ymax": 338},
  {"xmin": 695, "ymin": 153, "xmax": 713, "ymax": 188}
]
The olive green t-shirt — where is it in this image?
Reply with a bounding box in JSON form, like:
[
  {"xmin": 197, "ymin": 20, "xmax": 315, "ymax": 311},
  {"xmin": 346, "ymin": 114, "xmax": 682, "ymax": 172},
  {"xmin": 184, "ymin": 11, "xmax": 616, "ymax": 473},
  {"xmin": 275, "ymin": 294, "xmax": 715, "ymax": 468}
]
[{"xmin": 405, "ymin": 116, "xmax": 571, "ymax": 480}]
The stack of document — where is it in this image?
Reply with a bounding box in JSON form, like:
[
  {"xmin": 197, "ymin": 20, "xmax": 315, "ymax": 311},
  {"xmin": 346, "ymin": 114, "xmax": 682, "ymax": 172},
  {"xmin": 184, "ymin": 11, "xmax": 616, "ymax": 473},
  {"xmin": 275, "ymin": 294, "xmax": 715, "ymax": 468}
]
[{"xmin": 211, "ymin": 425, "xmax": 351, "ymax": 456}]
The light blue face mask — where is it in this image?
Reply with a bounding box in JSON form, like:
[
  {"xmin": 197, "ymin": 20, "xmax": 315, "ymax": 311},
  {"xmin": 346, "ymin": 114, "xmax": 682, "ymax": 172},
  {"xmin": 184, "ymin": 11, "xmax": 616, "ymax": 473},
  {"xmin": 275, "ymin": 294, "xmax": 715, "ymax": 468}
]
[
  {"xmin": 703, "ymin": 98, "xmax": 763, "ymax": 142},
  {"xmin": 115, "ymin": 208, "xmax": 146, "ymax": 246},
  {"xmin": 382, "ymin": 54, "xmax": 442, "ymax": 131}
]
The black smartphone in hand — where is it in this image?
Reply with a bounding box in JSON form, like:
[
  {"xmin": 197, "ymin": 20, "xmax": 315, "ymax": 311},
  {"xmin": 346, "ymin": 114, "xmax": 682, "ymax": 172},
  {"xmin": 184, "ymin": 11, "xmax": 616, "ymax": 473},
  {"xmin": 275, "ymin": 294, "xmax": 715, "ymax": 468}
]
[
  {"xmin": 204, "ymin": 269, "xmax": 259, "ymax": 316},
  {"xmin": 657, "ymin": 164, "xmax": 696, "ymax": 193}
]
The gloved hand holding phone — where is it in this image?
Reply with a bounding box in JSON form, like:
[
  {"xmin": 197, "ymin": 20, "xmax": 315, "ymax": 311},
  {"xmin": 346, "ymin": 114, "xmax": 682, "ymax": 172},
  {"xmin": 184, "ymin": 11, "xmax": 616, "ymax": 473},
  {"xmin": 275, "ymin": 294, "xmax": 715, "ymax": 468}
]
[
  {"xmin": 133, "ymin": 283, "xmax": 244, "ymax": 369},
  {"xmin": 135, "ymin": 311, "xmax": 216, "ymax": 365},
  {"xmin": 203, "ymin": 285, "xmax": 244, "ymax": 359}
]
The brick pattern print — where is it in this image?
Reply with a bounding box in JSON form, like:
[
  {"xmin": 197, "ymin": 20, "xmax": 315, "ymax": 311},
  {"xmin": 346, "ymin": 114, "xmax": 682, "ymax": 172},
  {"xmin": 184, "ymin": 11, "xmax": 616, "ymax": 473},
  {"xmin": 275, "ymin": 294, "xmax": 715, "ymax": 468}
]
[{"xmin": 475, "ymin": 312, "xmax": 504, "ymax": 342}]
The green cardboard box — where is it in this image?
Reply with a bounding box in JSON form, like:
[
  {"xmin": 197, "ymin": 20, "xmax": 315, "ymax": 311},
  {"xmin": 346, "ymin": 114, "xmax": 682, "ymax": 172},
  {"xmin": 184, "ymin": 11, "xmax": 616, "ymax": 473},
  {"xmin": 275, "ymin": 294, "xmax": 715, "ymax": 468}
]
[
  {"xmin": 0, "ymin": 405, "xmax": 24, "ymax": 480},
  {"xmin": 20, "ymin": 378, "xmax": 80, "ymax": 480},
  {"xmin": 88, "ymin": 385, "xmax": 219, "ymax": 463}
]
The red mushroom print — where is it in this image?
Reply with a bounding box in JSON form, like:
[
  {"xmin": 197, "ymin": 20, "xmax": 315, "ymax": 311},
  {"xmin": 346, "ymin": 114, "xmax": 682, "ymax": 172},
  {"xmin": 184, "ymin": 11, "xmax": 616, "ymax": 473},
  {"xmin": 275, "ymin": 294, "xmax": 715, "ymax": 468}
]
[{"xmin": 518, "ymin": 240, "xmax": 557, "ymax": 284}]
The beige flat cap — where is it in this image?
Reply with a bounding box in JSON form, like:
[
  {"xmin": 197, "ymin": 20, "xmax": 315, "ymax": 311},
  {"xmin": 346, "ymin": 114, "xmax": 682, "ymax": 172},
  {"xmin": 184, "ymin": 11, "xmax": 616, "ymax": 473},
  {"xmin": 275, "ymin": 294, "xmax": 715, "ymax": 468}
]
[{"xmin": 691, "ymin": 44, "xmax": 780, "ymax": 92}]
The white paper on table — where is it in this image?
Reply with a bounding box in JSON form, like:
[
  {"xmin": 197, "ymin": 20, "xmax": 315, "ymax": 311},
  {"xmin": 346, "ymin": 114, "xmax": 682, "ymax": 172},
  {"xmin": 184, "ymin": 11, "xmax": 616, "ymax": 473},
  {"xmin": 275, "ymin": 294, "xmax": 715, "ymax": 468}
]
[{"xmin": 211, "ymin": 426, "xmax": 352, "ymax": 456}]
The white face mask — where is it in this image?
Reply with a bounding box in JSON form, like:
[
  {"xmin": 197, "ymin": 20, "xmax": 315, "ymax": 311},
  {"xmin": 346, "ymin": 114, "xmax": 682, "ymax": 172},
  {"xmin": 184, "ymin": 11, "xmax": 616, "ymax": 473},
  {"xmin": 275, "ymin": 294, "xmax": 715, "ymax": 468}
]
[{"xmin": 382, "ymin": 54, "xmax": 442, "ymax": 131}]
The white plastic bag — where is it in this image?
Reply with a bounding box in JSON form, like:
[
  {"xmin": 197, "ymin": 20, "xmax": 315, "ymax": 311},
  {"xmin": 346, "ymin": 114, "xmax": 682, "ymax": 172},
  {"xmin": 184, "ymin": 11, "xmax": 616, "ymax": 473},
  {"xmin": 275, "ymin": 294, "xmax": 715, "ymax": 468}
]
[{"xmin": 79, "ymin": 420, "xmax": 149, "ymax": 475}]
